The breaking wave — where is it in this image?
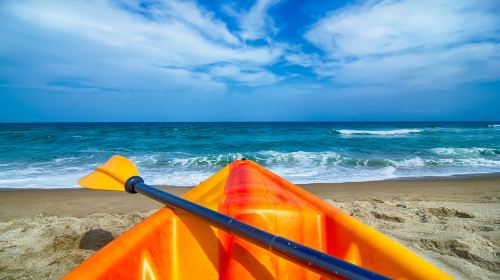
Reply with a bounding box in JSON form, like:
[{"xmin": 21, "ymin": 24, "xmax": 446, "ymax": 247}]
[
  {"xmin": 431, "ymin": 147, "xmax": 500, "ymax": 157},
  {"xmin": 1, "ymin": 123, "xmax": 500, "ymax": 188},
  {"xmin": 334, "ymin": 129, "xmax": 422, "ymax": 135},
  {"xmin": 1, "ymin": 149, "xmax": 500, "ymax": 188}
]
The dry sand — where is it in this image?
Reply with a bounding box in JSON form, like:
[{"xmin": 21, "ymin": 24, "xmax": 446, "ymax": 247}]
[{"xmin": 0, "ymin": 176, "xmax": 499, "ymax": 279}]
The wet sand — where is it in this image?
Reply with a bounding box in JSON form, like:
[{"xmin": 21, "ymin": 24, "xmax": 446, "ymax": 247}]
[{"xmin": 0, "ymin": 176, "xmax": 499, "ymax": 279}]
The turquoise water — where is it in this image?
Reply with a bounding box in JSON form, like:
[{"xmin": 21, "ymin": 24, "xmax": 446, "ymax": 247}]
[{"xmin": 0, "ymin": 122, "xmax": 499, "ymax": 188}]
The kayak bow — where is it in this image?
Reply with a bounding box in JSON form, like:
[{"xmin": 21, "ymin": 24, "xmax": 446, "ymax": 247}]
[{"xmin": 64, "ymin": 155, "xmax": 452, "ymax": 280}]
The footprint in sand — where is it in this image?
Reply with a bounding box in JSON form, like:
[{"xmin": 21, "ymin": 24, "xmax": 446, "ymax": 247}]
[
  {"xmin": 349, "ymin": 208, "xmax": 368, "ymax": 218},
  {"xmin": 426, "ymin": 207, "xmax": 475, "ymax": 219},
  {"xmin": 371, "ymin": 211, "xmax": 405, "ymax": 223},
  {"xmin": 418, "ymin": 236, "xmax": 500, "ymax": 272},
  {"xmin": 50, "ymin": 234, "xmax": 81, "ymax": 252}
]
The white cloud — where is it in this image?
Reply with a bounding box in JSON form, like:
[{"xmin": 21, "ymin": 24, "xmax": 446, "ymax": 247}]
[
  {"xmin": 3, "ymin": 0, "xmax": 498, "ymax": 93},
  {"xmin": 210, "ymin": 64, "xmax": 281, "ymax": 86},
  {"xmin": 284, "ymin": 52, "xmax": 322, "ymax": 68},
  {"xmin": 305, "ymin": 0, "xmax": 500, "ymax": 87},
  {"xmin": 319, "ymin": 42, "xmax": 500, "ymax": 88},
  {"xmin": 129, "ymin": 0, "xmax": 241, "ymax": 45},
  {"xmin": 0, "ymin": 0, "xmax": 284, "ymax": 92},
  {"xmin": 237, "ymin": 0, "xmax": 280, "ymax": 41}
]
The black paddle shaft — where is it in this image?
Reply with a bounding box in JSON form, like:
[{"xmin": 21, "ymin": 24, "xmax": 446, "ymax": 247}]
[{"xmin": 125, "ymin": 176, "xmax": 392, "ymax": 280}]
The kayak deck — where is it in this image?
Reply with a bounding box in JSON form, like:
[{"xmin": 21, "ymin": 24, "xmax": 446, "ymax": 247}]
[{"xmin": 64, "ymin": 160, "xmax": 451, "ymax": 279}]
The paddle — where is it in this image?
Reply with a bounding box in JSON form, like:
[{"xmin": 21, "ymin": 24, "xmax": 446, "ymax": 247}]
[{"xmin": 79, "ymin": 155, "xmax": 391, "ymax": 280}]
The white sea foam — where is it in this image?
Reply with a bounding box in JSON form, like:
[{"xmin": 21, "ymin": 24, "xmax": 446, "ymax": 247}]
[
  {"xmin": 0, "ymin": 172, "xmax": 84, "ymax": 189},
  {"xmin": 259, "ymin": 151, "xmax": 341, "ymax": 166},
  {"xmin": 169, "ymin": 153, "xmax": 245, "ymax": 167},
  {"xmin": 130, "ymin": 151, "xmax": 344, "ymax": 168},
  {"xmin": 269, "ymin": 165, "xmax": 398, "ymax": 184},
  {"xmin": 389, "ymin": 157, "xmax": 426, "ymax": 168},
  {"xmin": 144, "ymin": 170, "xmax": 213, "ymax": 186},
  {"xmin": 488, "ymin": 124, "xmax": 500, "ymax": 128},
  {"xmin": 2, "ymin": 148, "xmax": 500, "ymax": 188},
  {"xmin": 334, "ymin": 129, "xmax": 422, "ymax": 135},
  {"xmin": 443, "ymin": 158, "xmax": 500, "ymax": 167},
  {"xmin": 432, "ymin": 147, "xmax": 499, "ymax": 157}
]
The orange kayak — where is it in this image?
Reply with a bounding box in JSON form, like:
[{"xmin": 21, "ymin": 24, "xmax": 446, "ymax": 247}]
[{"xmin": 64, "ymin": 160, "xmax": 451, "ymax": 279}]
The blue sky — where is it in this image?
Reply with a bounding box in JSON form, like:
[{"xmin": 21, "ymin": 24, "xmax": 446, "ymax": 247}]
[{"xmin": 1, "ymin": 0, "xmax": 499, "ymax": 122}]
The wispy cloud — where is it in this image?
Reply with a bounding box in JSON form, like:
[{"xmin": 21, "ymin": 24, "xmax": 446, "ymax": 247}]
[
  {"xmin": 1, "ymin": 0, "xmax": 499, "ymax": 97},
  {"xmin": 0, "ymin": 0, "xmax": 284, "ymax": 91},
  {"xmin": 233, "ymin": 0, "xmax": 280, "ymax": 41},
  {"xmin": 1, "ymin": 0, "xmax": 500, "ymax": 121},
  {"xmin": 210, "ymin": 64, "xmax": 281, "ymax": 86},
  {"xmin": 116, "ymin": 0, "xmax": 240, "ymax": 45},
  {"xmin": 305, "ymin": 0, "xmax": 500, "ymax": 87}
]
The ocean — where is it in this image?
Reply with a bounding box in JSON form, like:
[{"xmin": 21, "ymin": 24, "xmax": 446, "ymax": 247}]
[{"xmin": 0, "ymin": 122, "xmax": 499, "ymax": 188}]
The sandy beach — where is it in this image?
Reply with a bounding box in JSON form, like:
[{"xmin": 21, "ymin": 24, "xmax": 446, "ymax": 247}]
[
  {"xmin": 3, "ymin": 0, "xmax": 500, "ymax": 278},
  {"xmin": 0, "ymin": 175, "xmax": 499, "ymax": 279}
]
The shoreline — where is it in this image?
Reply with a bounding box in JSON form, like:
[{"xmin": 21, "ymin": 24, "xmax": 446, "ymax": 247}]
[
  {"xmin": 1, "ymin": 172, "xmax": 500, "ymax": 219},
  {"xmin": 2, "ymin": 170, "xmax": 500, "ymax": 191},
  {"xmin": 0, "ymin": 175, "xmax": 499, "ymax": 279}
]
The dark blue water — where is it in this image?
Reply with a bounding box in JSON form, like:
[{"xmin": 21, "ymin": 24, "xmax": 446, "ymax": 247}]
[{"xmin": 0, "ymin": 122, "xmax": 499, "ymax": 188}]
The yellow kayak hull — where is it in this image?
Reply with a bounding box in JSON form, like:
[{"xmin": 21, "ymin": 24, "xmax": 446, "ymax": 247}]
[{"xmin": 65, "ymin": 160, "xmax": 451, "ymax": 279}]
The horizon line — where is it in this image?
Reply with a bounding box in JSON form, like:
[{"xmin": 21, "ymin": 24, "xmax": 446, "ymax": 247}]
[{"xmin": 1, "ymin": 120, "xmax": 499, "ymax": 124}]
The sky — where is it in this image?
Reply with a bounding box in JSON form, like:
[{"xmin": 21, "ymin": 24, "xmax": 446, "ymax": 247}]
[{"xmin": 0, "ymin": 0, "xmax": 499, "ymax": 122}]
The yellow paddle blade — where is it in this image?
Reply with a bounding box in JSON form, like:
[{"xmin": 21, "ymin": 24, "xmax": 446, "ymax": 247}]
[{"xmin": 78, "ymin": 155, "xmax": 140, "ymax": 191}]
